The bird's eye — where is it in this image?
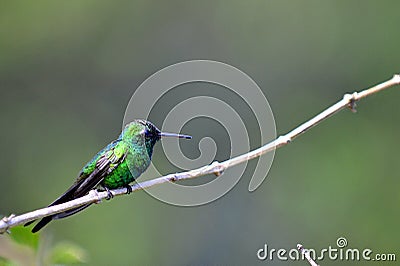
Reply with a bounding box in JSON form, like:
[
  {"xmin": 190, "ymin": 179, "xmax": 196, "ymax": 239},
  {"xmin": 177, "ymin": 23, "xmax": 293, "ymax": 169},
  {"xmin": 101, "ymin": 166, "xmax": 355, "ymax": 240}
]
[{"xmin": 144, "ymin": 129, "xmax": 153, "ymax": 138}]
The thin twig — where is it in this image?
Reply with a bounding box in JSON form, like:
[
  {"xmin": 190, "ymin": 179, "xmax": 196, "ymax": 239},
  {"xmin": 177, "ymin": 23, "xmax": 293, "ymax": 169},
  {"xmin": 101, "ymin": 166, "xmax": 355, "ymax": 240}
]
[
  {"xmin": 1, "ymin": 74, "xmax": 399, "ymax": 234},
  {"xmin": 297, "ymin": 244, "xmax": 319, "ymax": 266}
]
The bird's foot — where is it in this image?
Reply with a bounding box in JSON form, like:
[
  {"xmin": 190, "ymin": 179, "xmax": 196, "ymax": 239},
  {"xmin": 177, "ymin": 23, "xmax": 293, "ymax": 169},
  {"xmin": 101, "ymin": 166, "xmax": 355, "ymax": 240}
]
[
  {"xmin": 105, "ymin": 187, "xmax": 114, "ymax": 200},
  {"xmin": 124, "ymin": 185, "xmax": 132, "ymax": 194}
]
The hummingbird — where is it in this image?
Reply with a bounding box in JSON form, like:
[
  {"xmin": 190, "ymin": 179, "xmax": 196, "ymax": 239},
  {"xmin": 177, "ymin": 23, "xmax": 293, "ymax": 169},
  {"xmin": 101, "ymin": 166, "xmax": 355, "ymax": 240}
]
[{"xmin": 25, "ymin": 119, "xmax": 191, "ymax": 233}]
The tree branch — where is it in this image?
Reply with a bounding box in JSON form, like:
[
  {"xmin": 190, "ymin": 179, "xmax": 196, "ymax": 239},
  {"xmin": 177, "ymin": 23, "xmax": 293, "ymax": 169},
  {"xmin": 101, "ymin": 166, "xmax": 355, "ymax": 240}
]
[
  {"xmin": 297, "ymin": 244, "xmax": 319, "ymax": 266},
  {"xmin": 1, "ymin": 74, "xmax": 399, "ymax": 234}
]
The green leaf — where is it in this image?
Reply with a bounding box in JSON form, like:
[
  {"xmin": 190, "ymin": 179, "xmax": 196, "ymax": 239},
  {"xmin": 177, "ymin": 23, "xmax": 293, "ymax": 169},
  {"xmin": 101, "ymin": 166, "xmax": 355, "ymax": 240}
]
[
  {"xmin": 9, "ymin": 226, "xmax": 39, "ymax": 251},
  {"xmin": 0, "ymin": 257, "xmax": 18, "ymax": 266},
  {"xmin": 49, "ymin": 242, "xmax": 88, "ymax": 265}
]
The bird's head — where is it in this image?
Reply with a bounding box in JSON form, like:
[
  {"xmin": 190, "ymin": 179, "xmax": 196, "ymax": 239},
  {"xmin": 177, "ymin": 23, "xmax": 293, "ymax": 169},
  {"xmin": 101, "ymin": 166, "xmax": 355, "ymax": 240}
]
[{"xmin": 123, "ymin": 119, "xmax": 191, "ymax": 157}]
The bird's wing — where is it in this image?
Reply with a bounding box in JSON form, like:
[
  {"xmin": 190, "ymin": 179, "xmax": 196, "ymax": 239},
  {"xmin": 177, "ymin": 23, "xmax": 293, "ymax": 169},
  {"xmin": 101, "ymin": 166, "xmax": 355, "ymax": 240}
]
[
  {"xmin": 25, "ymin": 140, "xmax": 128, "ymax": 232},
  {"xmin": 73, "ymin": 141, "xmax": 127, "ymax": 197}
]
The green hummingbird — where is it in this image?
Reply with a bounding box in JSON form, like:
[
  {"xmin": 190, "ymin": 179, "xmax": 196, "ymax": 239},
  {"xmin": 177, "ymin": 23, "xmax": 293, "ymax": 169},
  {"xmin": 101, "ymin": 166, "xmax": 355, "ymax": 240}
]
[{"xmin": 25, "ymin": 119, "xmax": 191, "ymax": 233}]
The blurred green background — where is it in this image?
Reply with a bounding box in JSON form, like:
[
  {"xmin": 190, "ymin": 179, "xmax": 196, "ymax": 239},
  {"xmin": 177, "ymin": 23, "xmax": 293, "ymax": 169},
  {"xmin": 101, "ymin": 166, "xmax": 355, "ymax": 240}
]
[{"xmin": 1, "ymin": 1, "xmax": 399, "ymax": 265}]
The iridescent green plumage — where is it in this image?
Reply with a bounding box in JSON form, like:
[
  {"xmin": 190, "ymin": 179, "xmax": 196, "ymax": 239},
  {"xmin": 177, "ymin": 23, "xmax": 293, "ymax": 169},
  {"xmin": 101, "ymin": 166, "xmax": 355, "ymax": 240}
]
[
  {"xmin": 25, "ymin": 120, "xmax": 191, "ymax": 233},
  {"xmin": 78, "ymin": 121, "xmax": 153, "ymax": 189}
]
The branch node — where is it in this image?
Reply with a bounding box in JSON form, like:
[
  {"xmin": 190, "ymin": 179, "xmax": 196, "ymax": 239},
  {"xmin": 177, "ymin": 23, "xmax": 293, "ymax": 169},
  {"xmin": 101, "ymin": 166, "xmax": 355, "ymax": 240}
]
[
  {"xmin": 344, "ymin": 93, "xmax": 358, "ymax": 113},
  {"xmin": 349, "ymin": 99, "xmax": 357, "ymax": 113},
  {"xmin": 211, "ymin": 161, "xmax": 225, "ymax": 176},
  {"xmin": 88, "ymin": 189, "xmax": 102, "ymax": 204},
  {"xmin": 1, "ymin": 214, "xmax": 15, "ymax": 234},
  {"xmin": 297, "ymin": 243, "xmax": 303, "ymax": 251},
  {"xmin": 169, "ymin": 174, "xmax": 178, "ymax": 182}
]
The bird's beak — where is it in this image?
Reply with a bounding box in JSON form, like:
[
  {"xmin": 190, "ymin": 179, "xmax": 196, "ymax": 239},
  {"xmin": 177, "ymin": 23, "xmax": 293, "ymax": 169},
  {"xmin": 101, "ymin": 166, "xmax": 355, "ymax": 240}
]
[{"xmin": 159, "ymin": 132, "xmax": 192, "ymax": 139}]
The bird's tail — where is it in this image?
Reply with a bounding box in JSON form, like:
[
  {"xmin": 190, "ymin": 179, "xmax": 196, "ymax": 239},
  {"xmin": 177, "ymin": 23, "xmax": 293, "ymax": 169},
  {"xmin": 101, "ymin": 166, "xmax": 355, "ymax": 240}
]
[
  {"xmin": 30, "ymin": 216, "xmax": 53, "ymax": 233},
  {"xmin": 24, "ymin": 182, "xmax": 82, "ymax": 232},
  {"xmin": 53, "ymin": 203, "xmax": 92, "ymax": 220},
  {"xmin": 28, "ymin": 203, "xmax": 93, "ymax": 233}
]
